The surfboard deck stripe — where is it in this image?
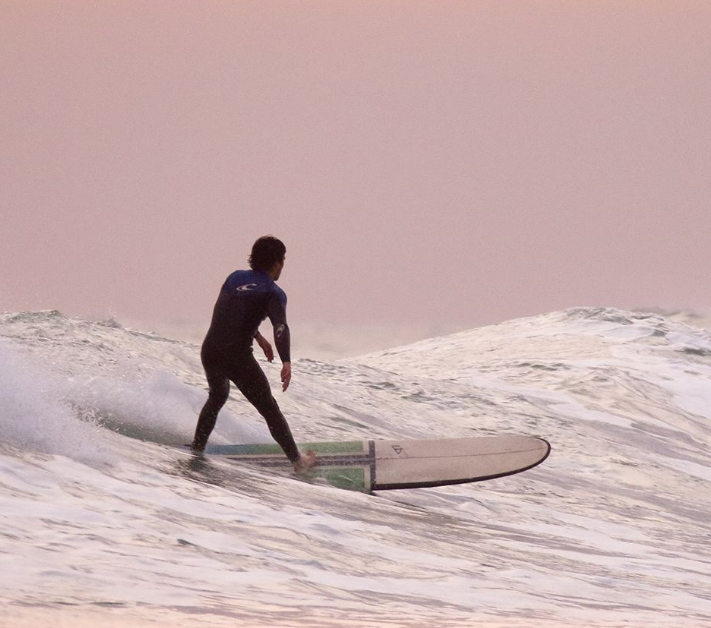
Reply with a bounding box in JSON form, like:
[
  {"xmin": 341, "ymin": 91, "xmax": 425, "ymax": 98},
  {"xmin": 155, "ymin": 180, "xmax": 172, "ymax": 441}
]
[
  {"xmin": 206, "ymin": 441, "xmax": 368, "ymax": 456},
  {"xmin": 207, "ymin": 440, "xmax": 377, "ymax": 492}
]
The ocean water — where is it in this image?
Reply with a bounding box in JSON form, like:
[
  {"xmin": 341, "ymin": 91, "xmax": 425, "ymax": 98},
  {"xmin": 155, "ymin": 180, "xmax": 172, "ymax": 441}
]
[{"xmin": 1, "ymin": 308, "xmax": 710, "ymax": 628}]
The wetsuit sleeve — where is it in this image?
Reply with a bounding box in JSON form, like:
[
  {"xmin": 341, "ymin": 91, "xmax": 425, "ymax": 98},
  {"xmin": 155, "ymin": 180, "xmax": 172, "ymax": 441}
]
[{"xmin": 266, "ymin": 292, "xmax": 291, "ymax": 363}]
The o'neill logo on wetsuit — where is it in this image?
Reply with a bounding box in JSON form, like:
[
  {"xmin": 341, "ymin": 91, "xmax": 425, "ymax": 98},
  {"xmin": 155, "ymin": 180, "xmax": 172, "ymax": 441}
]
[{"xmin": 235, "ymin": 283, "xmax": 260, "ymax": 292}]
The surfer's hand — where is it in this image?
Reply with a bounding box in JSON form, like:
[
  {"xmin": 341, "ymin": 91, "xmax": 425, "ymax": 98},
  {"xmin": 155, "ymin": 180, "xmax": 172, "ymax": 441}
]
[
  {"xmin": 256, "ymin": 333, "xmax": 274, "ymax": 362},
  {"xmin": 281, "ymin": 362, "xmax": 292, "ymax": 392}
]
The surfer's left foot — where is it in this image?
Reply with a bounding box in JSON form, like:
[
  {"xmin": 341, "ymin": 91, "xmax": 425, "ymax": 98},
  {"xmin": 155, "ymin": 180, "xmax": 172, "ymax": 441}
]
[{"xmin": 293, "ymin": 450, "xmax": 317, "ymax": 474}]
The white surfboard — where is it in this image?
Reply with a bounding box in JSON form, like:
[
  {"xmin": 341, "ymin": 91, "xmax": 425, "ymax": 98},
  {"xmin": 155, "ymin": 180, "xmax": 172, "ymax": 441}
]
[{"xmin": 206, "ymin": 435, "xmax": 551, "ymax": 492}]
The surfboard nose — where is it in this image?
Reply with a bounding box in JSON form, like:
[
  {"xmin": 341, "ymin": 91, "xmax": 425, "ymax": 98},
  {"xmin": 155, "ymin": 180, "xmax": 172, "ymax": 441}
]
[{"xmin": 372, "ymin": 436, "xmax": 551, "ymax": 491}]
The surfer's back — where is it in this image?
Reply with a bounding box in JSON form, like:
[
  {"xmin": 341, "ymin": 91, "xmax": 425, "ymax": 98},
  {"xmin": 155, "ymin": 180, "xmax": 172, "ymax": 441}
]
[{"xmin": 203, "ymin": 269, "xmax": 287, "ymax": 357}]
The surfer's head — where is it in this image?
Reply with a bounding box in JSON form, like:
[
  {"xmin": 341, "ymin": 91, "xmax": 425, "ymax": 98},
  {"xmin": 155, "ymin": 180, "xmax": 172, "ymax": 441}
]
[{"xmin": 249, "ymin": 236, "xmax": 286, "ymax": 279}]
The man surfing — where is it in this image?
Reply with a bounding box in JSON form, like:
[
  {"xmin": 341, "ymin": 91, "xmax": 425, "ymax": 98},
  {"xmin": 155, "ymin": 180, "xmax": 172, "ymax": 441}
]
[{"xmin": 192, "ymin": 236, "xmax": 316, "ymax": 474}]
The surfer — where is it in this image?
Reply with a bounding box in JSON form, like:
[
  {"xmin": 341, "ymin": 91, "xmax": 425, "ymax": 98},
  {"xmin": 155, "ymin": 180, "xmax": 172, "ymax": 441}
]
[{"xmin": 191, "ymin": 236, "xmax": 316, "ymax": 474}]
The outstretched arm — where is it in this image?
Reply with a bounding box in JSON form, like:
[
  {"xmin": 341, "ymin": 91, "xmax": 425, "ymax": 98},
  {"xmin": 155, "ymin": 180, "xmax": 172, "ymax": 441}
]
[{"xmin": 266, "ymin": 292, "xmax": 292, "ymax": 390}]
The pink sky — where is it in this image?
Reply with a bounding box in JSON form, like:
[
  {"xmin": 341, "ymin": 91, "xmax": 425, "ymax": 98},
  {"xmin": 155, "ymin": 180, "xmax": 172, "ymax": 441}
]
[{"xmin": 2, "ymin": 1, "xmax": 710, "ymax": 329}]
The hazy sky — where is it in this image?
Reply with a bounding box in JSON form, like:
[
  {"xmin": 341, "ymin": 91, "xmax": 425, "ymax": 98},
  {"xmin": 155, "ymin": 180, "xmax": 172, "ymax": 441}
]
[{"xmin": 2, "ymin": 1, "xmax": 710, "ymax": 330}]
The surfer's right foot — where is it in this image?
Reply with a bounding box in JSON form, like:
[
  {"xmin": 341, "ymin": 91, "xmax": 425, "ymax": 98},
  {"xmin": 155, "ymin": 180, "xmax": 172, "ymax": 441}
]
[{"xmin": 293, "ymin": 450, "xmax": 317, "ymax": 474}]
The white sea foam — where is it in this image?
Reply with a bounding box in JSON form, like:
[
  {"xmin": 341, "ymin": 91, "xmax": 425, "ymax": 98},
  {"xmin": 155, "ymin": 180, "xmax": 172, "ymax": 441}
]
[
  {"xmin": 0, "ymin": 341, "xmax": 111, "ymax": 464},
  {"xmin": 0, "ymin": 307, "xmax": 710, "ymax": 627}
]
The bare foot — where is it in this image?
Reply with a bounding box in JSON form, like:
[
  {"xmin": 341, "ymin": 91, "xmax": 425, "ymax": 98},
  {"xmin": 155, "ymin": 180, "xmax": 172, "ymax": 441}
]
[{"xmin": 293, "ymin": 450, "xmax": 317, "ymax": 474}]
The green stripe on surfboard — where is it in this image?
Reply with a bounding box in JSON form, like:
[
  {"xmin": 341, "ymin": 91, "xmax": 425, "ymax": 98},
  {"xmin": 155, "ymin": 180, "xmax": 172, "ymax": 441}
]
[
  {"xmin": 309, "ymin": 466, "xmax": 369, "ymax": 492},
  {"xmin": 204, "ymin": 442, "xmax": 372, "ymax": 492},
  {"xmin": 206, "ymin": 441, "xmax": 367, "ymax": 456}
]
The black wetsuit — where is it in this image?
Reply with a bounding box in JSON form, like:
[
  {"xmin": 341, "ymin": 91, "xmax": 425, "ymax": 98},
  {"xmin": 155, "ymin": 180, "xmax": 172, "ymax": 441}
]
[{"xmin": 192, "ymin": 269, "xmax": 299, "ymax": 462}]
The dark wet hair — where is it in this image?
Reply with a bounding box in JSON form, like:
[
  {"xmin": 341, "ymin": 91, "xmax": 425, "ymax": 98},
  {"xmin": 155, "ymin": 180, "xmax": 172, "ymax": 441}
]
[{"xmin": 249, "ymin": 236, "xmax": 286, "ymax": 272}]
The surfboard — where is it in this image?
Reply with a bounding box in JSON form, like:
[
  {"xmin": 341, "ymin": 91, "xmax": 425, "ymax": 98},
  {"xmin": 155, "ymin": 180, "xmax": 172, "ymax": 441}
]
[{"xmin": 205, "ymin": 435, "xmax": 551, "ymax": 492}]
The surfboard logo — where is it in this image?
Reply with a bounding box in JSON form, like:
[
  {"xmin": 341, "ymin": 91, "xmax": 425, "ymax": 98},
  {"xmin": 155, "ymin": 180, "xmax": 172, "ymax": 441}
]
[
  {"xmin": 392, "ymin": 445, "xmax": 404, "ymax": 455},
  {"xmin": 236, "ymin": 283, "xmax": 259, "ymax": 292}
]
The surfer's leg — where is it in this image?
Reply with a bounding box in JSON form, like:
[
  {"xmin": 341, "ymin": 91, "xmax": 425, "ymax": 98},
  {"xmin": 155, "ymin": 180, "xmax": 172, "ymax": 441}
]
[
  {"xmin": 228, "ymin": 356, "xmax": 302, "ymax": 464},
  {"xmin": 192, "ymin": 368, "xmax": 230, "ymax": 452}
]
